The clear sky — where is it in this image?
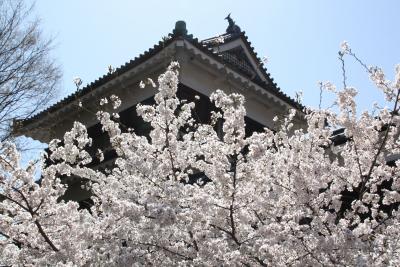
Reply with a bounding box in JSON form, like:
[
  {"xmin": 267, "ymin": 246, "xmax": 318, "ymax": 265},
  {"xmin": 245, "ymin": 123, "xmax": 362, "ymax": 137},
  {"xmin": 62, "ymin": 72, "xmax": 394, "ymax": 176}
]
[
  {"xmin": 19, "ymin": 0, "xmax": 400, "ymax": 164},
  {"xmin": 29, "ymin": 0, "xmax": 399, "ymax": 112}
]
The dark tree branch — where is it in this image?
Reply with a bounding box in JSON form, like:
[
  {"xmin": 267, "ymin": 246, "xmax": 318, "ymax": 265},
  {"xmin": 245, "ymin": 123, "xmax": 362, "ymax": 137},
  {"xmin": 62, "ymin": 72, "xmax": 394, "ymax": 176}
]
[{"xmin": 0, "ymin": 0, "xmax": 61, "ymax": 141}]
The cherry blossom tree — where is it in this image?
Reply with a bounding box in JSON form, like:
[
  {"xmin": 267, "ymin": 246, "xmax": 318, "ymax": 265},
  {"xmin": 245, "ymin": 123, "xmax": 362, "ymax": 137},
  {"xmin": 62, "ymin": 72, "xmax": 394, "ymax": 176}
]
[{"xmin": 0, "ymin": 45, "xmax": 399, "ymax": 266}]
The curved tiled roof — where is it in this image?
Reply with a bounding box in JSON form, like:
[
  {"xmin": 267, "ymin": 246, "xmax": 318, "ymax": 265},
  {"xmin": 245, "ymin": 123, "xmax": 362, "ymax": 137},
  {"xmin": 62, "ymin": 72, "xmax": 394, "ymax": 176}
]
[
  {"xmin": 15, "ymin": 21, "xmax": 303, "ymax": 130},
  {"xmin": 15, "ymin": 36, "xmax": 177, "ymax": 129}
]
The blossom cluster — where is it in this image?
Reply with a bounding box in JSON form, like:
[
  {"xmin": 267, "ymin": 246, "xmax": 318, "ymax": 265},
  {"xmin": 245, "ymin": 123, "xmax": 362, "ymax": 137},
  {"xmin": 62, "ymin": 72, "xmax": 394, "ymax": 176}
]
[{"xmin": 0, "ymin": 59, "xmax": 399, "ymax": 266}]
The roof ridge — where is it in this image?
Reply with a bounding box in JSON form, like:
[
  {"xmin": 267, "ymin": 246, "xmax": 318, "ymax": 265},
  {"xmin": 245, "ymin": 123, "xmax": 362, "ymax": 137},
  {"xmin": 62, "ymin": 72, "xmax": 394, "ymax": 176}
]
[{"xmin": 15, "ymin": 21, "xmax": 303, "ymax": 131}]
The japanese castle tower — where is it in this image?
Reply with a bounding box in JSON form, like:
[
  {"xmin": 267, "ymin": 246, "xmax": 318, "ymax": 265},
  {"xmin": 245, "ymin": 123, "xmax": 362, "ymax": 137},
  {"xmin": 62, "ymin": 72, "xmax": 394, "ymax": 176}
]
[{"xmin": 14, "ymin": 17, "xmax": 305, "ymax": 203}]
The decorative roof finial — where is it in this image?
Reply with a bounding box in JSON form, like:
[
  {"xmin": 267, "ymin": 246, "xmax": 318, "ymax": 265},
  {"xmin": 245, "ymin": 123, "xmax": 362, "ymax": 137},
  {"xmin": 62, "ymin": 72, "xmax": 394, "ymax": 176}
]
[
  {"xmin": 225, "ymin": 13, "xmax": 241, "ymax": 35},
  {"xmin": 173, "ymin": 20, "xmax": 187, "ymax": 36}
]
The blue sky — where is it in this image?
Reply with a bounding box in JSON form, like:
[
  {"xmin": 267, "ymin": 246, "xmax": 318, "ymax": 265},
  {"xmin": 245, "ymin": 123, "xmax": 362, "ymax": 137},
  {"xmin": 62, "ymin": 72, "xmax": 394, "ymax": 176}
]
[
  {"xmin": 20, "ymin": 0, "xmax": 400, "ymax": 163},
  {"xmin": 29, "ymin": 0, "xmax": 400, "ymax": 112}
]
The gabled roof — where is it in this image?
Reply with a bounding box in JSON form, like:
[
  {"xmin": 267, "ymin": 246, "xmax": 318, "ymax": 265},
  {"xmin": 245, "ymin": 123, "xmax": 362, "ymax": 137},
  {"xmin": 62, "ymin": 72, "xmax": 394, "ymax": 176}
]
[
  {"xmin": 185, "ymin": 30, "xmax": 303, "ymax": 110},
  {"xmin": 202, "ymin": 32, "xmax": 269, "ymax": 82},
  {"xmin": 14, "ymin": 21, "xmax": 303, "ymax": 133}
]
